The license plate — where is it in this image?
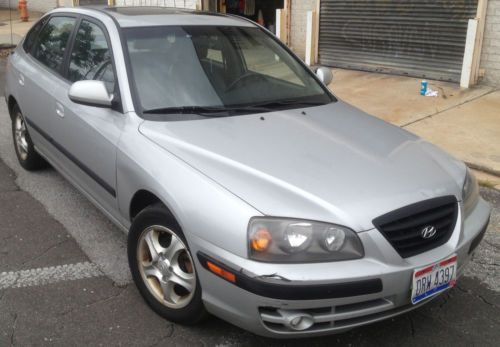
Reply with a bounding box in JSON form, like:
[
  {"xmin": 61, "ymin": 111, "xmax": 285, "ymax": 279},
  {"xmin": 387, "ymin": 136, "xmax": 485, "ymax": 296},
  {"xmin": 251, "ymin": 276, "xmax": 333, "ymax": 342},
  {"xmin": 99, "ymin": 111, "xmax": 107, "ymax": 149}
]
[{"xmin": 411, "ymin": 255, "xmax": 457, "ymax": 305}]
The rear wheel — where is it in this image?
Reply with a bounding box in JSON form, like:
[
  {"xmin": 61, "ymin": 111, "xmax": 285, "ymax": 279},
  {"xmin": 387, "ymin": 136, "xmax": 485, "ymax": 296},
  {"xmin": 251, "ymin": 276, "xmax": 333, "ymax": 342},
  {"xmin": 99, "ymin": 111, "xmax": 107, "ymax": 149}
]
[
  {"xmin": 11, "ymin": 105, "xmax": 46, "ymax": 170},
  {"xmin": 128, "ymin": 204, "xmax": 207, "ymax": 324}
]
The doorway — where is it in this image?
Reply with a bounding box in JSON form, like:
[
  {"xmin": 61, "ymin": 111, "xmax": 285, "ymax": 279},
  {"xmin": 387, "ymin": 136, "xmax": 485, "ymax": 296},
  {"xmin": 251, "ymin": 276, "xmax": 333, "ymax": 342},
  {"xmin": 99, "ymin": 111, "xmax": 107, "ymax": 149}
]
[{"xmin": 205, "ymin": 0, "xmax": 284, "ymax": 34}]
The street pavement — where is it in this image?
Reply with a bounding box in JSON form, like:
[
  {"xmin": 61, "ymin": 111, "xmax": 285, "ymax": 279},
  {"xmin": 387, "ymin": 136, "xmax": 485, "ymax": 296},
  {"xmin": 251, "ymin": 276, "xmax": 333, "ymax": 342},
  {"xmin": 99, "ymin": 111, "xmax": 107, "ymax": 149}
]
[{"xmin": 0, "ymin": 59, "xmax": 499, "ymax": 345}]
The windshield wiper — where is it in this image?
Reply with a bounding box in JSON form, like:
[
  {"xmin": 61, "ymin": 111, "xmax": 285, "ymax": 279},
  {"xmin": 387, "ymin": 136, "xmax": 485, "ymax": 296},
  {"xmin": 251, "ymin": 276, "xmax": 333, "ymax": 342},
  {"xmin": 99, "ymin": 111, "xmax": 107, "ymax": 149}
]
[
  {"xmin": 252, "ymin": 99, "xmax": 326, "ymax": 109},
  {"xmin": 144, "ymin": 106, "xmax": 226, "ymax": 115},
  {"xmin": 142, "ymin": 105, "xmax": 269, "ymax": 116},
  {"xmin": 142, "ymin": 100, "xmax": 324, "ymax": 116}
]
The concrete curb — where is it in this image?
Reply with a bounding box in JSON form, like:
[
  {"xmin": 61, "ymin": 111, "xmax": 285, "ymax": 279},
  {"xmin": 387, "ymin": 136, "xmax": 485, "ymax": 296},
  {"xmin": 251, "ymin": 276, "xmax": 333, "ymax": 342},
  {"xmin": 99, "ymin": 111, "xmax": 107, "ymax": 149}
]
[{"xmin": 466, "ymin": 161, "xmax": 500, "ymax": 179}]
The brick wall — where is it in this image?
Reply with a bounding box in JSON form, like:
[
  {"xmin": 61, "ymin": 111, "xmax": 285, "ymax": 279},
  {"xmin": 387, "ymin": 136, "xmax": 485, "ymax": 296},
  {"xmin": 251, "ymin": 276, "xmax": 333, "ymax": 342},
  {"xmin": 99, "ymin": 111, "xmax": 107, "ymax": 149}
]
[
  {"xmin": 0, "ymin": 0, "xmax": 58, "ymax": 12},
  {"xmin": 290, "ymin": 0, "xmax": 316, "ymax": 59},
  {"xmin": 480, "ymin": 0, "xmax": 500, "ymax": 86},
  {"xmin": 115, "ymin": 0, "xmax": 197, "ymax": 9}
]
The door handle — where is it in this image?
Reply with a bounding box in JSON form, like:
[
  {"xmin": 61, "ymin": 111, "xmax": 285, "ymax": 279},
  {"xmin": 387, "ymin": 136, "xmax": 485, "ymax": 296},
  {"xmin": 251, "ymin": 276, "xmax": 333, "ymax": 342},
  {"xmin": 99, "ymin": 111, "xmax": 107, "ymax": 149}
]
[
  {"xmin": 18, "ymin": 74, "xmax": 25, "ymax": 86},
  {"xmin": 55, "ymin": 102, "xmax": 64, "ymax": 118}
]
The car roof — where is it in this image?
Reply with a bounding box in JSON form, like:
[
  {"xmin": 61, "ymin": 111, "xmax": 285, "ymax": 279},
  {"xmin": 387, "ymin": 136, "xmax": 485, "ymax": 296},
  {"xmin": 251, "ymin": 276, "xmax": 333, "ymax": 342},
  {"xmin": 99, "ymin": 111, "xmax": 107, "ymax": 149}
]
[{"xmin": 59, "ymin": 6, "xmax": 255, "ymax": 28}]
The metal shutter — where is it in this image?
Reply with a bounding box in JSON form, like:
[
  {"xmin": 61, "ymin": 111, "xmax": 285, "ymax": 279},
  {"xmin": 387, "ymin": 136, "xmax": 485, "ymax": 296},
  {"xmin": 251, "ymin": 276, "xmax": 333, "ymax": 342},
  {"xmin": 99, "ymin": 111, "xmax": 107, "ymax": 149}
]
[
  {"xmin": 318, "ymin": 0, "xmax": 478, "ymax": 82},
  {"xmin": 79, "ymin": 0, "xmax": 108, "ymax": 5}
]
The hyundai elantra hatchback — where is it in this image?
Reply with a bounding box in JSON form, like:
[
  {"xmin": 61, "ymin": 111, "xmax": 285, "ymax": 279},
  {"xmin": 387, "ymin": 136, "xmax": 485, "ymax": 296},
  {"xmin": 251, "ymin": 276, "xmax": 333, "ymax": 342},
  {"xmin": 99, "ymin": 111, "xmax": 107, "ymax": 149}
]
[{"xmin": 5, "ymin": 6, "xmax": 491, "ymax": 338}]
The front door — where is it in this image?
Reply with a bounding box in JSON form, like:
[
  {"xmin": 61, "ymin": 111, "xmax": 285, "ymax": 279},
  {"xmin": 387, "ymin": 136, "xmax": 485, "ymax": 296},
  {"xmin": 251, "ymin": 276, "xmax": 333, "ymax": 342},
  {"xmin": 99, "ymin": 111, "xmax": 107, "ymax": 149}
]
[{"xmin": 50, "ymin": 17, "xmax": 123, "ymax": 215}]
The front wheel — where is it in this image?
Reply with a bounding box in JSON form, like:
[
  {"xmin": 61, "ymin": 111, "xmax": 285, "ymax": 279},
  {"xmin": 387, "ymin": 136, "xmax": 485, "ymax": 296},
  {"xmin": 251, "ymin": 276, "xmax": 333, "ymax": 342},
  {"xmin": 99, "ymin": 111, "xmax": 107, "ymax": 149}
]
[
  {"xmin": 127, "ymin": 203, "xmax": 207, "ymax": 324},
  {"xmin": 11, "ymin": 105, "xmax": 46, "ymax": 171}
]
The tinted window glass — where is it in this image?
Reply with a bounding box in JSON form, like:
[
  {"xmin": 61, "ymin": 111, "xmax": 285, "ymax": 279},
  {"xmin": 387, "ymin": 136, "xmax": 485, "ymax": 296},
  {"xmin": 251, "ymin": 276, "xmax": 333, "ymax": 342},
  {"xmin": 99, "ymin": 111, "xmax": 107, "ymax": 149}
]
[
  {"xmin": 33, "ymin": 16, "xmax": 76, "ymax": 73},
  {"xmin": 68, "ymin": 20, "xmax": 115, "ymax": 93},
  {"xmin": 23, "ymin": 17, "xmax": 48, "ymax": 53}
]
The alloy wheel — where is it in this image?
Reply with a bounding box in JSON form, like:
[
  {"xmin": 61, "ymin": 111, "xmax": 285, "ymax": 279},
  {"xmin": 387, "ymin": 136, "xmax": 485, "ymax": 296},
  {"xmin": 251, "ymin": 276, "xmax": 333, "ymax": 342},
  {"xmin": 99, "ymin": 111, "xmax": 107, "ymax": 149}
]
[
  {"xmin": 137, "ymin": 225, "xmax": 196, "ymax": 309},
  {"xmin": 14, "ymin": 113, "xmax": 29, "ymax": 161}
]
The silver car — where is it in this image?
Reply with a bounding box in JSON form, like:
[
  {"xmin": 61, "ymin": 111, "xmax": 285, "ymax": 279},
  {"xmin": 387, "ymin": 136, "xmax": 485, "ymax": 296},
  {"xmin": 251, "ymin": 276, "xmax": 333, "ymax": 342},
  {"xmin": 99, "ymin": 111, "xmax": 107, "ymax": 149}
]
[{"xmin": 5, "ymin": 6, "xmax": 491, "ymax": 338}]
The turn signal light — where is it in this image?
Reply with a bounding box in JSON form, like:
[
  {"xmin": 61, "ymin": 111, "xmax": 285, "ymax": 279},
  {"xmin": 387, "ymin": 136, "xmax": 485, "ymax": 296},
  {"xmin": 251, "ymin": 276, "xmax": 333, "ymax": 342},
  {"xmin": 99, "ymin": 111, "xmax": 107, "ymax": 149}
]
[
  {"xmin": 207, "ymin": 261, "xmax": 236, "ymax": 283},
  {"xmin": 251, "ymin": 228, "xmax": 272, "ymax": 252}
]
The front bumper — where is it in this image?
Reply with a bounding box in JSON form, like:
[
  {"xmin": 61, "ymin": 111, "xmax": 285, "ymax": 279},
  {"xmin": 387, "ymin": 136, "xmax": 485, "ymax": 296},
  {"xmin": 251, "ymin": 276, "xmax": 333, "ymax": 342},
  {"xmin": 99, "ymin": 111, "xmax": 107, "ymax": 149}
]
[{"xmin": 192, "ymin": 197, "xmax": 491, "ymax": 338}]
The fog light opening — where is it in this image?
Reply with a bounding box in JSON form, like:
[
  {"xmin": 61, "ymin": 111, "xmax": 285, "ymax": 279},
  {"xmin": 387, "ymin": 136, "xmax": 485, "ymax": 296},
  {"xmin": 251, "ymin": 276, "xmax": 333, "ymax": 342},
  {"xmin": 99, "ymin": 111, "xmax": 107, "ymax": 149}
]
[{"xmin": 278, "ymin": 310, "xmax": 314, "ymax": 331}]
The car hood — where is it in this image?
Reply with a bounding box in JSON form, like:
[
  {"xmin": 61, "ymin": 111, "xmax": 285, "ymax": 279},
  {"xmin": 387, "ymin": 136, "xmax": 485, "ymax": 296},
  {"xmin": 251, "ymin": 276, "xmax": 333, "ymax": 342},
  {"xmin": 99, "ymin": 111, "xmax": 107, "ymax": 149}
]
[{"xmin": 139, "ymin": 101, "xmax": 466, "ymax": 231}]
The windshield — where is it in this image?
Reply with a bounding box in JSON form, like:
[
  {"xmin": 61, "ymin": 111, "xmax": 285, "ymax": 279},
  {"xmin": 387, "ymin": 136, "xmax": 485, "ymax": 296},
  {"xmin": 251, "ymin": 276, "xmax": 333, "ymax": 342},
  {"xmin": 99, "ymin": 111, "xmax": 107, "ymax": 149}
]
[{"xmin": 123, "ymin": 25, "xmax": 334, "ymax": 116}]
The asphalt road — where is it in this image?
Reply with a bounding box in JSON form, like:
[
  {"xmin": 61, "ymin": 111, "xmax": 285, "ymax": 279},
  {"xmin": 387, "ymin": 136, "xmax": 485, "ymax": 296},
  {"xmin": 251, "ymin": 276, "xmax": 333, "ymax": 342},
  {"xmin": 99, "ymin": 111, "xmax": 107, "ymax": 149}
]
[{"xmin": 0, "ymin": 57, "xmax": 499, "ymax": 346}]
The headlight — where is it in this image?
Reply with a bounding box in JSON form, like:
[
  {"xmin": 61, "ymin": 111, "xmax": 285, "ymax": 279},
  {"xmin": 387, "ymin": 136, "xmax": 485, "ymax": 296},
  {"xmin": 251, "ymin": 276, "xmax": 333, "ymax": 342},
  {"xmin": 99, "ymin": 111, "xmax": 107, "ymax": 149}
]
[
  {"xmin": 248, "ymin": 218, "xmax": 364, "ymax": 263},
  {"xmin": 462, "ymin": 168, "xmax": 479, "ymax": 216}
]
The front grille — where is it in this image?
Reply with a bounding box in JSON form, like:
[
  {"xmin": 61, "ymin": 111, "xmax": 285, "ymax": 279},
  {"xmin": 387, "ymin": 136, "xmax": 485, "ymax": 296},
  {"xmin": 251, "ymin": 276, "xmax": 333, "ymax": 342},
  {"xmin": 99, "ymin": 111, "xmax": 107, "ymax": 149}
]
[{"xmin": 373, "ymin": 196, "xmax": 458, "ymax": 258}]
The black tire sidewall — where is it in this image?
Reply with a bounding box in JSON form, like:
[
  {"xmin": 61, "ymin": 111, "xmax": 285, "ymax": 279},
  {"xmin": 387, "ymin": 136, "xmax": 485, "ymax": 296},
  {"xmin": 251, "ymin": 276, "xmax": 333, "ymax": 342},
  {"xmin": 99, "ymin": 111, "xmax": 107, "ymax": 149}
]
[
  {"xmin": 11, "ymin": 105, "xmax": 45, "ymax": 171},
  {"xmin": 127, "ymin": 204, "xmax": 206, "ymax": 325}
]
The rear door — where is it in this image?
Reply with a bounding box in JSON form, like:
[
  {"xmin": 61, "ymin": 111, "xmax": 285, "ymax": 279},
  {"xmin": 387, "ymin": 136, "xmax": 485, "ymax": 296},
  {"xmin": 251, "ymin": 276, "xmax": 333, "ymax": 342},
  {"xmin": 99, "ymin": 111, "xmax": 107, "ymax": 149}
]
[{"xmin": 16, "ymin": 15, "xmax": 77, "ymax": 156}]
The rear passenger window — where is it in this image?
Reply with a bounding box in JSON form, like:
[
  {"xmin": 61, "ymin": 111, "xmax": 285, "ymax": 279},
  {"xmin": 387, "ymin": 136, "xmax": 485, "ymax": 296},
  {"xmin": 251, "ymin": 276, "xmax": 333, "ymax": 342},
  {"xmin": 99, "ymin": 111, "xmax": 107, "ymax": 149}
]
[
  {"xmin": 33, "ymin": 16, "xmax": 76, "ymax": 73},
  {"xmin": 68, "ymin": 20, "xmax": 115, "ymax": 93},
  {"xmin": 23, "ymin": 16, "xmax": 48, "ymax": 53}
]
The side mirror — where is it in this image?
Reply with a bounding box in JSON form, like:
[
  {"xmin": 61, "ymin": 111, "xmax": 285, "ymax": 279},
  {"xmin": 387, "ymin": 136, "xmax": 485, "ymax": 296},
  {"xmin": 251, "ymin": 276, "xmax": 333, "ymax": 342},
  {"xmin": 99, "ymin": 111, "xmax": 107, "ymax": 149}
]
[
  {"xmin": 316, "ymin": 66, "xmax": 333, "ymax": 86},
  {"xmin": 68, "ymin": 80, "xmax": 113, "ymax": 108}
]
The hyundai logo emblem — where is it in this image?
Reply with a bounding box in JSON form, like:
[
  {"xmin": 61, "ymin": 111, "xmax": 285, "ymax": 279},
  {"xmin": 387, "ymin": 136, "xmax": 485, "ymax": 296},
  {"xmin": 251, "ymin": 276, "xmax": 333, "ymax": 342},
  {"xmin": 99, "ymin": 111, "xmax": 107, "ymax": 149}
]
[{"xmin": 421, "ymin": 225, "xmax": 437, "ymax": 239}]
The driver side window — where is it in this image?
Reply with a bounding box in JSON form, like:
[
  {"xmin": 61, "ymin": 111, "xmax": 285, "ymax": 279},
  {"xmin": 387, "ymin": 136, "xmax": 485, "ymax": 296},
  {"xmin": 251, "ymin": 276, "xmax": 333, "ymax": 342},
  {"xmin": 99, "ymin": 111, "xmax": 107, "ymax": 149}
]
[{"xmin": 68, "ymin": 20, "xmax": 115, "ymax": 93}]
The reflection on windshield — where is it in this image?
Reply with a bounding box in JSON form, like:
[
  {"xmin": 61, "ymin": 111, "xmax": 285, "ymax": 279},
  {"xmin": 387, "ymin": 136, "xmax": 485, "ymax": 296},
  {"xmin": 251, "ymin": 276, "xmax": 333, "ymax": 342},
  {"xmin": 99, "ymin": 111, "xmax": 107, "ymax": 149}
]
[{"xmin": 124, "ymin": 26, "xmax": 332, "ymax": 114}]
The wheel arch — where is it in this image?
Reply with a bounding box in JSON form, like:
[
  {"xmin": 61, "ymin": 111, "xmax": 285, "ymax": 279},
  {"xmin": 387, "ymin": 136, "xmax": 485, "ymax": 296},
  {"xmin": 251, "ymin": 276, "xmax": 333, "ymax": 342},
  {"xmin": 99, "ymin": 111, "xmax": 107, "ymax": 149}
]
[
  {"xmin": 129, "ymin": 189, "xmax": 176, "ymax": 223},
  {"xmin": 7, "ymin": 95, "xmax": 19, "ymax": 120}
]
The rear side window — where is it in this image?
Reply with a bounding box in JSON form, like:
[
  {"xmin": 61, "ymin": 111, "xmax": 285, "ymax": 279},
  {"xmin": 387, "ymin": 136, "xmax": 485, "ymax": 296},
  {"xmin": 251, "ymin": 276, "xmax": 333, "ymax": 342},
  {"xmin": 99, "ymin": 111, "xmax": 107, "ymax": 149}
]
[
  {"xmin": 33, "ymin": 16, "xmax": 76, "ymax": 73},
  {"xmin": 23, "ymin": 17, "xmax": 48, "ymax": 53},
  {"xmin": 68, "ymin": 20, "xmax": 115, "ymax": 93}
]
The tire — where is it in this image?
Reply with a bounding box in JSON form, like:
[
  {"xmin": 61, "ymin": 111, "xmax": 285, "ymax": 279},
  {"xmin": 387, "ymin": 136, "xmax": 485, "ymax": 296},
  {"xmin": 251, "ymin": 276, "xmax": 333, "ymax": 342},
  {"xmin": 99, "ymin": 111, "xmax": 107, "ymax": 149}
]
[
  {"xmin": 11, "ymin": 105, "xmax": 46, "ymax": 171},
  {"xmin": 128, "ymin": 203, "xmax": 207, "ymax": 325}
]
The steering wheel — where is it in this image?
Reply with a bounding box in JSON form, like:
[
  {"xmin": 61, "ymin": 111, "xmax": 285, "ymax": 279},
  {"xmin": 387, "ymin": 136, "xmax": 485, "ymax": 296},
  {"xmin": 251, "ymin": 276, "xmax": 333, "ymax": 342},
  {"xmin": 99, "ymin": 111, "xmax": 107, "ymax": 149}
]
[
  {"xmin": 83, "ymin": 59, "xmax": 112, "ymax": 80},
  {"xmin": 225, "ymin": 72, "xmax": 267, "ymax": 92}
]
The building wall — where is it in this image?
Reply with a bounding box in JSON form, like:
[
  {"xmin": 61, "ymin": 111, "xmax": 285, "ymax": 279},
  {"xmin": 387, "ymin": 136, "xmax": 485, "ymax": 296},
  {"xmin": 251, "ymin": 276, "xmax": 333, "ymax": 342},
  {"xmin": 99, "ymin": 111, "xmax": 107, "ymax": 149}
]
[
  {"xmin": 480, "ymin": 0, "xmax": 500, "ymax": 86},
  {"xmin": 290, "ymin": 0, "xmax": 316, "ymax": 59},
  {"xmin": 0, "ymin": 0, "xmax": 58, "ymax": 12},
  {"xmin": 31, "ymin": 0, "xmax": 58, "ymax": 12},
  {"xmin": 115, "ymin": 0, "xmax": 197, "ymax": 8}
]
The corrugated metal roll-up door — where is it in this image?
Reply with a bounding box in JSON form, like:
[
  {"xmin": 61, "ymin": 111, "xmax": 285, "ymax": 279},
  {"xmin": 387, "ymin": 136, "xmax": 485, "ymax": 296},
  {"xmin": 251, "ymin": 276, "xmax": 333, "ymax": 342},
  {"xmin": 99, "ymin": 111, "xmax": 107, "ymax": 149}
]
[
  {"xmin": 79, "ymin": 0, "xmax": 108, "ymax": 5},
  {"xmin": 318, "ymin": 0, "xmax": 478, "ymax": 82}
]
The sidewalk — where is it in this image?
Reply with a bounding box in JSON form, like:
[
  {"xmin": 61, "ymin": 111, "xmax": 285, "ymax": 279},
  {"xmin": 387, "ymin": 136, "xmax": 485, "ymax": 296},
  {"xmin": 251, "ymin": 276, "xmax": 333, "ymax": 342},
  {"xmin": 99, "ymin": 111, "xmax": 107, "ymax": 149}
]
[
  {"xmin": 328, "ymin": 69, "xmax": 500, "ymax": 188},
  {"xmin": 0, "ymin": 9, "xmax": 42, "ymax": 46}
]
